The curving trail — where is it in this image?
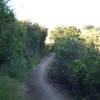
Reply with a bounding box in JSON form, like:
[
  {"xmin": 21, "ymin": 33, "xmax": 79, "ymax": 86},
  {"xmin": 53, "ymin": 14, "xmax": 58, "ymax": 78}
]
[{"xmin": 27, "ymin": 53, "xmax": 70, "ymax": 100}]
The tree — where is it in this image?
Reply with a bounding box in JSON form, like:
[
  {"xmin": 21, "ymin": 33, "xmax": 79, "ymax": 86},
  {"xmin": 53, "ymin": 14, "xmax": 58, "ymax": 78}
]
[
  {"xmin": 0, "ymin": 0, "xmax": 16, "ymax": 63},
  {"xmin": 83, "ymin": 25, "xmax": 94, "ymax": 30}
]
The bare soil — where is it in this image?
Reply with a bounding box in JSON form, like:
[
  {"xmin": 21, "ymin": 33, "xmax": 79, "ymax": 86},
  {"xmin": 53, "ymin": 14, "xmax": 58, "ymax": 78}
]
[{"xmin": 27, "ymin": 53, "xmax": 71, "ymax": 100}]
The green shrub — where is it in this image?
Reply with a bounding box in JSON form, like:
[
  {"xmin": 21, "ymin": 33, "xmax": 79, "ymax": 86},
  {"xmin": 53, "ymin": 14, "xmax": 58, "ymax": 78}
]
[{"xmin": 48, "ymin": 26, "xmax": 100, "ymax": 99}]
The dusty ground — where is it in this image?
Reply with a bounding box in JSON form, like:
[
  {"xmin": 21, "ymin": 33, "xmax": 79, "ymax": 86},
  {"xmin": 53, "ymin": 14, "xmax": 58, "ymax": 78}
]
[{"xmin": 27, "ymin": 53, "xmax": 71, "ymax": 100}]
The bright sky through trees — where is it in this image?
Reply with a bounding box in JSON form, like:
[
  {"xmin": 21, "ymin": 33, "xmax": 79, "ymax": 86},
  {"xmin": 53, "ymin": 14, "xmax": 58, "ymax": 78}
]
[{"xmin": 10, "ymin": 0, "xmax": 100, "ymax": 30}]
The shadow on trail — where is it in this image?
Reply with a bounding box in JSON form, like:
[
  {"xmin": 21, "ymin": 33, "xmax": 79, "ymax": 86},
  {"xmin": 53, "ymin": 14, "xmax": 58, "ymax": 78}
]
[{"xmin": 27, "ymin": 53, "xmax": 69, "ymax": 100}]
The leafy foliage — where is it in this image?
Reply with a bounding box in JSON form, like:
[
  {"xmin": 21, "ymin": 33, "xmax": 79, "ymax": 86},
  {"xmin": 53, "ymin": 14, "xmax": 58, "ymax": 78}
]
[
  {"xmin": 0, "ymin": 0, "xmax": 48, "ymax": 99},
  {"xmin": 48, "ymin": 26, "xmax": 100, "ymax": 99},
  {"xmin": 0, "ymin": 0, "xmax": 16, "ymax": 63}
]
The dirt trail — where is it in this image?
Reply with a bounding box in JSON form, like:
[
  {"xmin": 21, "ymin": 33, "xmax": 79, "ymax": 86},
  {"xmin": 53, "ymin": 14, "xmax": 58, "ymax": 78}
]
[{"xmin": 27, "ymin": 53, "xmax": 69, "ymax": 100}]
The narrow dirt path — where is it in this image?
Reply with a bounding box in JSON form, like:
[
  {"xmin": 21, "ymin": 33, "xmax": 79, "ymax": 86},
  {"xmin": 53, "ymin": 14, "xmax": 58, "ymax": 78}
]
[{"xmin": 27, "ymin": 53, "xmax": 70, "ymax": 100}]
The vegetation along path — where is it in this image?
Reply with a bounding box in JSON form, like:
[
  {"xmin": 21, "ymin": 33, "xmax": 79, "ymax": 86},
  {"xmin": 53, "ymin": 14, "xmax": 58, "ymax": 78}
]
[{"xmin": 27, "ymin": 53, "xmax": 70, "ymax": 100}]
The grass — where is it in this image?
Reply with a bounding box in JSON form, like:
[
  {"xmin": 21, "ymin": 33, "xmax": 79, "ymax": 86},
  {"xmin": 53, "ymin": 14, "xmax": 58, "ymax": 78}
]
[
  {"xmin": 0, "ymin": 76, "xmax": 28, "ymax": 100},
  {"xmin": 0, "ymin": 51, "xmax": 52, "ymax": 100},
  {"xmin": 0, "ymin": 54, "xmax": 40, "ymax": 100}
]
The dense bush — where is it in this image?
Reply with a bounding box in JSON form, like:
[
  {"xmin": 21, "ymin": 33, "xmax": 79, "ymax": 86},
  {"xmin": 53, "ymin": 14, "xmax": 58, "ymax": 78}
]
[
  {"xmin": 25, "ymin": 22, "xmax": 48, "ymax": 56},
  {"xmin": 0, "ymin": 0, "xmax": 48, "ymax": 99},
  {"xmin": 0, "ymin": 0, "xmax": 16, "ymax": 63},
  {"xmin": 48, "ymin": 26, "xmax": 100, "ymax": 99}
]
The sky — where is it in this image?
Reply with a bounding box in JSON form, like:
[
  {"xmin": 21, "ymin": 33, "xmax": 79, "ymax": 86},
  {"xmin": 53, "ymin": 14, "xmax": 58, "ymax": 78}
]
[{"xmin": 10, "ymin": 0, "xmax": 100, "ymax": 30}]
